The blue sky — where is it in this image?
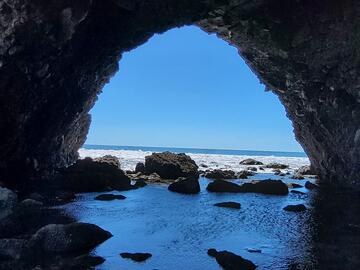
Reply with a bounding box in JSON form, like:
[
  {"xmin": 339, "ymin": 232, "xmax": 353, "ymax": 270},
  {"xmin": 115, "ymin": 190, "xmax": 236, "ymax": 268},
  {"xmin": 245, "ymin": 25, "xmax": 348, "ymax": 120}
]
[{"xmin": 86, "ymin": 26, "xmax": 303, "ymax": 152}]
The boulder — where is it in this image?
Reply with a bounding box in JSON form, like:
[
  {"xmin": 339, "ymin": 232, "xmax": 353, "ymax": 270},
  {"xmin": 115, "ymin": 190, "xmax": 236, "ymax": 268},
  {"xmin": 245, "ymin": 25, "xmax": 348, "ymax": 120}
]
[
  {"xmin": 214, "ymin": 202, "xmax": 241, "ymax": 209},
  {"xmin": 145, "ymin": 152, "xmax": 198, "ymax": 179},
  {"xmin": 200, "ymin": 163, "xmax": 209, "ymax": 168},
  {"xmin": 247, "ymin": 167, "xmax": 257, "ymax": 171},
  {"xmin": 0, "ymin": 187, "xmax": 18, "ymax": 220},
  {"xmin": 134, "ymin": 179, "xmax": 147, "ymax": 188},
  {"xmin": 238, "ymin": 180, "xmax": 289, "ymax": 195},
  {"xmin": 204, "ymin": 169, "xmax": 236, "ymax": 179},
  {"xmin": 59, "ymin": 157, "xmax": 132, "ymax": 192},
  {"xmin": 28, "ymin": 222, "xmax": 112, "ymax": 256},
  {"xmin": 135, "ymin": 162, "xmax": 146, "ymax": 174},
  {"xmin": 305, "ymin": 181, "xmax": 318, "ymax": 189},
  {"xmin": 283, "ymin": 204, "xmax": 307, "ymax": 212},
  {"xmin": 291, "ymin": 173, "xmax": 305, "ymax": 180},
  {"xmin": 94, "ymin": 194, "xmax": 126, "ymax": 201},
  {"xmin": 0, "ymin": 238, "xmax": 27, "ymax": 260},
  {"xmin": 287, "ymin": 183, "xmax": 303, "ymax": 189},
  {"xmin": 207, "ymin": 180, "xmax": 241, "ymax": 193},
  {"xmin": 265, "ymin": 163, "xmax": 289, "ymax": 169},
  {"xmin": 120, "ymin": 252, "xmax": 152, "ymax": 262},
  {"xmin": 70, "ymin": 254, "xmax": 105, "ymax": 269},
  {"xmin": 237, "ymin": 170, "xmax": 255, "ymax": 179},
  {"xmin": 295, "ymin": 165, "xmax": 316, "ymax": 175},
  {"xmin": 207, "ymin": 249, "xmax": 256, "ymax": 270},
  {"xmin": 93, "ymin": 155, "xmax": 121, "ymax": 169},
  {"xmin": 19, "ymin": 199, "xmax": 43, "ymax": 209},
  {"xmin": 239, "ymin": 158, "xmax": 263, "ymax": 165},
  {"xmin": 168, "ymin": 177, "xmax": 200, "ymax": 194}
]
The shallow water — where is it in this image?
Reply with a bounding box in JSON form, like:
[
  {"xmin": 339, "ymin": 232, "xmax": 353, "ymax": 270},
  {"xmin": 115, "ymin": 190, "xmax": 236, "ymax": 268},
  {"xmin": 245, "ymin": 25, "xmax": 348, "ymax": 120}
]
[{"xmin": 64, "ymin": 174, "xmax": 318, "ymax": 269}]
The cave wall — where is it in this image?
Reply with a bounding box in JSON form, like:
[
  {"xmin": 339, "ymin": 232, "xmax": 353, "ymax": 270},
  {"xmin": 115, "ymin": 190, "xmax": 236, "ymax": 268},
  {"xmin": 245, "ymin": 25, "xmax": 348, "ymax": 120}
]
[{"xmin": 0, "ymin": 0, "xmax": 359, "ymax": 188}]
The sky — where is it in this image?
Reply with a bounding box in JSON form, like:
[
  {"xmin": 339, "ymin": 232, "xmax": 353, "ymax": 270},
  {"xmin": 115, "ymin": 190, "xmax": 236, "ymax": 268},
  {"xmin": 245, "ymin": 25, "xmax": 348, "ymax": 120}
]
[{"xmin": 86, "ymin": 26, "xmax": 303, "ymax": 152}]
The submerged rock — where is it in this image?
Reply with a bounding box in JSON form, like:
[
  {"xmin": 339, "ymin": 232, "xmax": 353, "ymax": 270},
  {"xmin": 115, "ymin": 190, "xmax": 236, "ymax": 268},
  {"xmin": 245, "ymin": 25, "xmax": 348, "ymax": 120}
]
[
  {"xmin": 283, "ymin": 204, "xmax": 307, "ymax": 212},
  {"xmin": 95, "ymin": 194, "xmax": 126, "ymax": 201},
  {"xmin": 207, "ymin": 180, "xmax": 241, "ymax": 193},
  {"xmin": 0, "ymin": 187, "xmax": 18, "ymax": 220},
  {"xmin": 305, "ymin": 181, "xmax": 319, "ymax": 190},
  {"xmin": 239, "ymin": 180, "xmax": 289, "ymax": 195},
  {"xmin": 120, "ymin": 252, "xmax": 152, "ymax": 262},
  {"xmin": 168, "ymin": 177, "xmax": 200, "ymax": 194},
  {"xmin": 205, "ymin": 169, "xmax": 236, "ymax": 179},
  {"xmin": 287, "ymin": 183, "xmax": 303, "ymax": 189},
  {"xmin": 58, "ymin": 157, "xmax": 133, "ymax": 192},
  {"xmin": 237, "ymin": 170, "xmax": 255, "ymax": 179},
  {"xmin": 145, "ymin": 152, "xmax": 198, "ymax": 179},
  {"xmin": 207, "ymin": 248, "xmax": 256, "ymax": 270},
  {"xmin": 239, "ymin": 158, "xmax": 263, "ymax": 165},
  {"xmin": 265, "ymin": 163, "xmax": 289, "ymax": 169},
  {"xmin": 214, "ymin": 202, "xmax": 241, "ymax": 209}
]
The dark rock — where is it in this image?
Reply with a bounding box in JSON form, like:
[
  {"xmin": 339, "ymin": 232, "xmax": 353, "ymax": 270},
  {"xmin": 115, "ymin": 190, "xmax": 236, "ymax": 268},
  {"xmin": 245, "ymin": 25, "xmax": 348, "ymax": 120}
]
[
  {"xmin": 237, "ymin": 170, "xmax": 255, "ymax": 179},
  {"xmin": 240, "ymin": 159, "xmax": 263, "ymax": 165},
  {"xmin": 0, "ymin": 187, "xmax": 17, "ymax": 220},
  {"xmin": 287, "ymin": 183, "xmax": 303, "ymax": 189},
  {"xmin": 54, "ymin": 190, "xmax": 76, "ymax": 204},
  {"xmin": 135, "ymin": 162, "xmax": 146, "ymax": 174},
  {"xmin": 305, "ymin": 181, "xmax": 319, "ymax": 190},
  {"xmin": 93, "ymin": 155, "xmax": 121, "ymax": 169},
  {"xmin": 207, "ymin": 249, "xmax": 256, "ymax": 270},
  {"xmin": 290, "ymin": 190, "xmax": 306, "ymax": 195},
  {"xmin": 291, "ymin": 173, "xmax": 305, "ymax": 180},
  {"xmin": 246, "ymin": 248, "xmax": 262, "ymax": 253},
  {"xmin": 265, "ymin": 163, "xmax": 289, "ymax": 169},
  {"xmin": 70, "ymin": 254, "xmax": 105, "ymax": 269},
  {"xmin": 273, "ymin": 169, "xmax": 281, "ymax": 175},
  {"xmin": 239, "ymin": 180, "xmax": 289, "ymax": 195},
  {"xmin": 120, "ymin": 252, "xmax": 152, "ymax": 262},
  {"xmin": 283, "ymin": 204, "xmax": 307, "ymax": 212},
  {"xmin": 134, "ymin": 179, "xmax": 147, "ymax": 188},
  {"xmin": 95, "ymin": 194, "xmax": 126, "ymax": 201},
  {"xmin": 214, "ymin": 202, "xmax": 241, "ymax": 209},
  {"xmin": 279, "ymin": 173, "xmax": 286, "ymax": 177},
  {"xmin": 28, "ymin": 193, "xmax": 45, "ymax": 202},
  {"xmin": 0, "ymin": 238, "xmax": 27, "ymax": 260},
  {"xmin": 58, "ymin": 157, "xmax": 132, "ymax": 192},
  {"xmin": 168, "ymin": 177, "xmax": 200, "ymax": 194},
  {"xmin": 247, "ymin": 167, "xmax": 257, "ymax": 171},
  {"xmin": 204, "ymin": 169, "xmax": 236, "ymax": 179},
  {"xmin": 200, "ymin": 163, "xmax": 209, "ymax": 168},
  {"xmin": 145, "ymin": 152, "xmax": 198, "ymax": 179},
  {"xmin": 206, "ymin": 180, "xmax": 241, "ymax": 193},
  {"xmin": 125, "ymin": 170, "xmax": 134, "ymax": 174},
  {"xmin": 28, "ymin": 222, "xmax": 112, "ymax": 256},
  {"xmin": 295, "ymin": 165, "xmax": 316, "ymax": 175},
  {"xmin": 19, "ymin": 199, "xmax": 43, "ymax": 208}
]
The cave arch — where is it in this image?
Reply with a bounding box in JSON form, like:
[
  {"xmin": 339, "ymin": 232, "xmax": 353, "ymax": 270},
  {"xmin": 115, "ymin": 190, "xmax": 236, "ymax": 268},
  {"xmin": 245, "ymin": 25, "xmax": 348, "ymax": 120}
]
[{"xmin": 0, "ymin": 0, "xmax": 359, "ymax": 188}]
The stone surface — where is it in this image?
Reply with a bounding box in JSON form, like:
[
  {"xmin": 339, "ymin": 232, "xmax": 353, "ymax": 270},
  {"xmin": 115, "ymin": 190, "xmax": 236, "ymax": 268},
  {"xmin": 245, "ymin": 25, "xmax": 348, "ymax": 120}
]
[
  {"xmin": 0, "ymin": 238, "xmax": 27, "ymax": 260},
  {"xmin": 0, "ymin": 187, "xmax": 17, "ymax": 220},
  {"xmin": 94, "ymin": 194, "xmax": 126, "ymax": 201},
  {"xmin": 239, "ymin": 180, "xmax": 289, "ymax": 195},
  {"xmin": 236, "ymin": 170, "xmax": 255, "ymax": 179},
  {"xmin": 207, "ymin": 248, "xmax": 256, "ymax": 270},
  {"xmin": 168, "ymin": 177, "xmax": 200, "ymax": 194},
  {"xmin": 120, "ymin": 252, "xmax": 152, "ymax": 262},
  {"xmin": 93, "ymin": 155, "xmax": 121, "ymax": 169},
  {"xmin": 283, "ymin": 204, "xmax": 307, "ymax": 212},
  {"xmin": 204, "ymin": 169, "xmax": 236, "ymax": 179},
  {"xmin": 0, "ymin": 0, "xmax": 359, "ymax": 190},
  {"xmin": 295, "ymin": 165, "xmax": 316, "ymax": 176},
  {"xmin": 265, "ymin": 163, "xmax": 289, "ymax": 170},
  {"xmin": 214, "ymin": 201, "xmax": 241, "ymax": 209},
  {"xmin": 145, "ymin": 152, "xmax": 198, "ymax": 179},
  {"xmin": 239, "ymin": 159, "xmax": 263, "ymax": 165},
  {"xmin": 305, "ymin": 181, "xmax": 319, "ymax": 190},
  {"xmin": 207, "ymin": 180, "xmax": 241, "ymax": 193},
  {"xmin": 134, "ymin": 162, "xmax": 146, "ymax": 174}
]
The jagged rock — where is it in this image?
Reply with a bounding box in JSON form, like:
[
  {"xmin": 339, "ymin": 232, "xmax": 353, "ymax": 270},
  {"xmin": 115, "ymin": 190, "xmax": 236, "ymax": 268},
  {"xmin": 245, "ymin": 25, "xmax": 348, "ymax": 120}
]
[
  {"xmin": 93, "ymin": 155, "xmax": 121, "ymax": 169},
  {"xmin": 27, "ymin": 223, "xmax": 112, "ymax": 256},
  {"xmin": 239, "ymin": 180, "xmax": 289, "ymax": 195},
  {"xmin": 58, "ymin": 157, "xmax": 133, "ymax": 192},
  {"xmin": 204, "ymin": 169, "xmax": 236, "ymax": 179},
  {"xmin": 207, "ymin": 180, "xmax": 241, "ymax": 193},
  {"xmin": 145, "ymin": 152, "xmax": 198, "ymax": 179},
  {"xmin": 94, "ymin": 194, "xmax": 126, "ymax": 201},
  {"xmin": 168, "ymin": 177, "xmax": 200, "ymax": 194},
  {"xmin": 239, "ymin": 159, "xmax": 263, "ymax": 165},
  {"xmin": 207, "ymin": 249, "xmax": 256, "ymax": 270},
  {"xmin": 283, "ymin": 204, "xmax": 307, "ymax": 212},
  {"xmin": 120, "ymin": 252, "xmax": 152, "ymax": 262},
  {"xmin": 305, "ymin": 181, "xmax": 319, "ymax": 190},
  {"xmin": 135, "ymin": 162, "xmax": 146, "ymax": 174},
  {"xmin": 214, "ymin": 202, "xmax": 241, "ymax": 209},
  {"xmin": 266, "ymin": 163, "xmax": 289, "ymax": 169},
  {"xmin": 295, "ymin": 165, "xmax": 316, "ymax": 175},
  {"xmin": 237, "ymin": 170, "xmax": 255, "ymax": 179},
  {"xmin": 0, "ymin": 187, "xmax": 18, "ymax": 220}
]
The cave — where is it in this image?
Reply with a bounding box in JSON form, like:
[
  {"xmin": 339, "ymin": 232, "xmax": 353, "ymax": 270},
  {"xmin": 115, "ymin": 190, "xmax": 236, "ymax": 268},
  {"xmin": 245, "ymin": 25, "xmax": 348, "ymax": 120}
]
[{"xmin": 1, "ymin": 0, "xmax": 359, "ymax": 189}]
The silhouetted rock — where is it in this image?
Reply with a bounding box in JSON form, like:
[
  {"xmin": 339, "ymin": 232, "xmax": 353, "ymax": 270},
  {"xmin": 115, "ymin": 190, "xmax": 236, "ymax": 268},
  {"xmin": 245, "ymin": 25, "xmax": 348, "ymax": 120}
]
[
  {"xmin": 214, "ymin": 202, "xmax": 241, "ymax": 209},
  {"xmin": 207, "ymin": 180, "xmax": 241, "ymax": 193},
  {"xmin": 239, "ymin": 180, "xmax": 288, "ymax": 195},
  {"xmin": 283, "ymin": 204, "xmax": 307, "ymax": 212},
  {"xmin": 0, "ymin": 187, "xmax": 17, "ymax": 220},
  {"xmin": 168, "ymin": 177, "xmax": 200, "ymax": 194},
  {"xmin": 70, "ymin": 254, "xmax": 105, "ymax": 269},
  {"xmin": 237, "ymin": 170, "xmax": 255, "ymax": 179},
  {"xmin": 58, "ymin": 157, "xmax": 132, "ymax": 192},
  {"xmin": 0, "ymin": 238, "xmax": 27, "ymax": 260},
  {"xmin": 305, "ymin": 181, "xmax": 319, "ymax": 190},
  {"xmin": 204, "ymin": 169, "xmax": 236, "ymax": 179},
  {"xmin": 207, "ymin": 248, "xmax": 256, "ymax": 270},
  {"xmin": 95, "ymin": 194, "xmax": 126, "ymax": 201},
  {"xmin": 265, "ymin": 163, "xmax": 289, "ymax": 169},
  {"xmin": 135, "ymin": 162, "xmax": 146, "ymax": 174},
  {"xmin": 135, "ymin": 179, "xmax": 147, "ymax": 188},
  {"xmin": 240, "ymin": 158, "xmax": 263, "ymax": 165},
  {"xmin": 120, "ymin": 252, "xmax": 152, "ymax": 262},
  {"xmin": 145, "ymin": 152, "xmax": 198, "ymax": 179},
  {"xmin": 200, "ymin": 163, "xmax": 209, "ymax": 168}
]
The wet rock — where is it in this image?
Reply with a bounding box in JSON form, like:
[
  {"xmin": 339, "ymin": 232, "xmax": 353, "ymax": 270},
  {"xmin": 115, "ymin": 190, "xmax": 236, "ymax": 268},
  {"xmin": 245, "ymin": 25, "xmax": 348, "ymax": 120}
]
[
  {"xmin": 283, "ymin": 204, "xmax": 307, "ymax": 212},
  {"xmin": 214, "ymin": 202, "xmax": 241, "ymax": 209},
  {"xmin": 279, "ymin": 172, "xmax": 286, "ymax": 177},
  {"xmin": 239, "ymin": 180, "xmax": 289, "ymax": 195},
  {"xmin": 93, "ymin": 155, "xmax": 121, "ymax": 169},
  {"xmin": 295, "ymin": 165, "xmax": 316, "ymax": 175},
  {"xmin": 207, "ymin": 248, "xmax": 256, "ymax": 270},
  {"xmin": 206, "ymin": 180, "xmax": 241, "ymax": 193},
  {"xmin": 58, "ymin": 157, "xmax": 132, "ymax": 192},
  {"xmin": 134, "ymin": 179, "xmax": 147, "ymax": 188},
  {"xmin": 168, "ymin": 177, "xmax": 200, "ymax": 194},
  {"xmin": 145, "ymin": 152, "xmax": 198, "ymax": 179},
  {"xmin": 265, "ymin": 163, "xmax": 289, "ymax": 169},
  {"xmin": 204, "ymin": 169, "xmax": 236, "ymax": 179},
  {"xmin": 287, "ymin": 183, "xmax": 303, "ymax": 189},
  {"xmin": 54, "ymin": 190, "xmax": 76, "ymax": 204},
  {"xmin": 200, "ymin": 163, "xmax": 209, "ymax": 168},
  {"xmin": 28, "ymin": 222, "xmax": 112, "ymax": 256},
  {"xmin": 273, "ymin": 169, "xmax": 281, "ymax": 175},
  {"xmin": 305, "ymin": 181, "xmax": 319, "ymax": 190},
  {"xmin": 95, "ymin": 194, "xmax": 126, "ymax": 201},
  {"xmin": 246, "ymin": 248, "xmax": 262, "ymax": 253},
  {"xmin": 70, "ymin": 254, "xmax": 105, "ymax": 269},
  {"xmin": 290, "ymin": 190, "xmax": 306, "ymax": 195},
  {"xmin": 0, "ymin": 187, "xmax": 18, "ymax": 220},
  {"xmin": 291, "ymin": 173, "xmax": 305, "ymax": 180},
  {"xmin": 0, "ymin": 238, "xmax": 27, "ymax": 260},
  {"xmin": 247, "ymin": 167, "xmax": 257, "ymax": 172},
  {"xmin": 240, "ymin": 159, "xmax": 263, "ymax": 165},
  {"xmin": 120, "ymin": 252, "xmax": 152, "ymax": 262},
  {"xmin": 135, "ymin": 162, "xmax": 146, "ymax": 174},
  {"xmin": 237, "ymin": 170, "xmax": 255, "ymax": 179}
]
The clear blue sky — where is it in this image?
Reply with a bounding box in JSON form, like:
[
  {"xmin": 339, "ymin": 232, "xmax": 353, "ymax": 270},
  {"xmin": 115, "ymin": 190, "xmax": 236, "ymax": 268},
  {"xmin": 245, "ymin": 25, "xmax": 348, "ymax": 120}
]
[{"xmin": 86, "ymin": 26, "xmax": 303, "ymax": 152}]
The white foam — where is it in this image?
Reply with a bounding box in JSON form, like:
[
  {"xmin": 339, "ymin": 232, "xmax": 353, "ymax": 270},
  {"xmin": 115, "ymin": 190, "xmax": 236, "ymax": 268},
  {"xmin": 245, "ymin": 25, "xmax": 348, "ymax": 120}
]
[{"xmin": 78, "ymin": 148, "xmax": 309, "ymax": 173}]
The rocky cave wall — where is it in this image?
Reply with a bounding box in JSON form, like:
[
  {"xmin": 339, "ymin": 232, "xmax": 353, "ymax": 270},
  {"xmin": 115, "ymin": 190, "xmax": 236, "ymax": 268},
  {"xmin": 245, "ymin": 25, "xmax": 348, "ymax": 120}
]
[{"xmin": 0, "ymin": 0, "xmax": 359, "ymax": 188}]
